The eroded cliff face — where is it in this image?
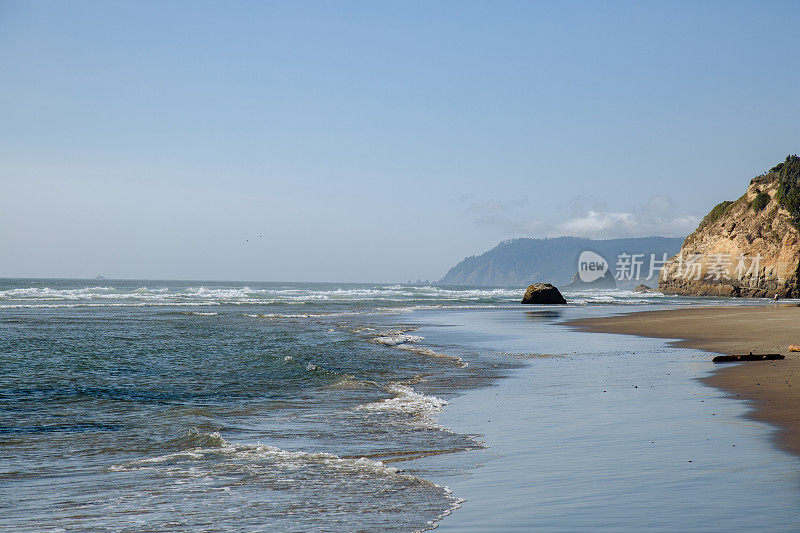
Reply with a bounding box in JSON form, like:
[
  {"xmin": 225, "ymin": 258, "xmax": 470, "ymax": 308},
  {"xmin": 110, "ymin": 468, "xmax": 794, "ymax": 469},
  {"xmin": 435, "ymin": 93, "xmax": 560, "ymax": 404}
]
[{"xmin": 659, "ymin": 157, "xmax": 800, "ymax": 298}]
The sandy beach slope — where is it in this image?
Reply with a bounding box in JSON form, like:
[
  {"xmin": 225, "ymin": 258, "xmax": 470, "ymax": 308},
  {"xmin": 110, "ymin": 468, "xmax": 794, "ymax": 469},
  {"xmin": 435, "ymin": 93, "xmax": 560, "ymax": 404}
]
[{"xmin": 568, "ymin": 305, "xmax": 800, "ymax": 456}]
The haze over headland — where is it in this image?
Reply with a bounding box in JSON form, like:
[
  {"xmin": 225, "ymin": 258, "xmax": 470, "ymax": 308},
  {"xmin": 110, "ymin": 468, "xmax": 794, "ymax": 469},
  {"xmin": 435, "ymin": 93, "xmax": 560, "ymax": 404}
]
[{"xmin": 1, "ymin": 2, "xmax": 799, "ymax": 282}]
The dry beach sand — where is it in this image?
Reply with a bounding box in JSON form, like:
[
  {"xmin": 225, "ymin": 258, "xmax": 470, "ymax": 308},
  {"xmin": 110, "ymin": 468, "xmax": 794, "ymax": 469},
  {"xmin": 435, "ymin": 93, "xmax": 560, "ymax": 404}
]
[{"xmin": 569, "ymin": 305, "xmax": 800, "ymax": 456}]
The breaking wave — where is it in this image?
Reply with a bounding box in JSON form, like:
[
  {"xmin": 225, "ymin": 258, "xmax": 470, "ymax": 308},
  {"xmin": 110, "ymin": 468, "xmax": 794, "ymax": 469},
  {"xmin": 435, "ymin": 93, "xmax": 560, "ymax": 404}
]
[
  {"xmin": 112, "ymin": 429, "xmax": 404, "ymax": 477},
  {"xmin": 396, "ymin": 344, "xmax": 468, "ymax": 368},
  {"xmin": 106, "ymin": 429, "xmax": 464, "ymax": 531},
  {"xmin": 373, "ymin": 334, "xmax": 425, "ymax": 346},
  {"xmin": 561, "ymin": 288, "xmax": 669, "ymax": 305},
  {"xmin": 0, "ymin": 283, "xmax": 527, "ymax": 310},
  {"xmin": 356, "ymin": 384, "xmax": 449, "ymax": 428},
  {"xmin": 0, "ymin": 283, "xmax": 773, "ymax": 312}
]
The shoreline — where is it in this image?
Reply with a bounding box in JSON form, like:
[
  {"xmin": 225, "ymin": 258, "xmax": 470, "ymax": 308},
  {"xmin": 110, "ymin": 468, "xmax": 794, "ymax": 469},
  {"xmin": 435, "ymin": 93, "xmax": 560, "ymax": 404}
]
[
  {"xmin": 567, "ymin": 304, "xmax": 800, "ymax": 457},
  {"xmin": 420, "ymin": 306, "xmax": 800, "ymax": 530}
]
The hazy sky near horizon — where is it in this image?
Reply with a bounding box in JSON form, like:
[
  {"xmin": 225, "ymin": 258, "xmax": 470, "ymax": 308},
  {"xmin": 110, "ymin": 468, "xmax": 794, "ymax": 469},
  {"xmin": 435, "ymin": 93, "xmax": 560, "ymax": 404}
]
[{"xmin": 2, "ymin": 1, "xmax": 799, "ymax": 282}]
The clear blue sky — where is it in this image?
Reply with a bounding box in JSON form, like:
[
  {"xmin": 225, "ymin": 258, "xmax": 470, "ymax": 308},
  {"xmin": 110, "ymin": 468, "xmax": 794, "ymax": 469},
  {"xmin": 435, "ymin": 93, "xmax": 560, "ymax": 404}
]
[{"xmin": 2, "ymin": 1, "xmax": 798, "ymax": 282}]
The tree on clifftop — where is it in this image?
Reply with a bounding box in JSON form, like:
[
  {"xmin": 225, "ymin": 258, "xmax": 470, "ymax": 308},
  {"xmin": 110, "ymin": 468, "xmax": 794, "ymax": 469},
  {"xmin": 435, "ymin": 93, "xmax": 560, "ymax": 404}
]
[{"xmin": 774, "ymin": 154, "xmax": 800, "ymax": 229}]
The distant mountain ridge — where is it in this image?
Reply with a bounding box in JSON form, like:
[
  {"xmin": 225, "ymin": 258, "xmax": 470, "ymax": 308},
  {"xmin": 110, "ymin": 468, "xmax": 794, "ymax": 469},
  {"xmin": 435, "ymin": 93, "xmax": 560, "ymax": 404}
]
[{"xmin": 439, "ymin": 237, "xmax": 684, "ymax": 287}]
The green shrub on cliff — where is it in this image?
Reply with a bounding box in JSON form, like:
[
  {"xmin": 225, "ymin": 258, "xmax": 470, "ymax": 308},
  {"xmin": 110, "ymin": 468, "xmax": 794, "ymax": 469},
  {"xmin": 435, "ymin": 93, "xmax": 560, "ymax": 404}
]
[
  {"xmin": 752, "ymin": 191, "xmax": 770, "ymax": 212},
  {"xmin": 699, "ymin": 200, "xmax": 733, "ymax": 229},
  {"xmin": 773, "ymin": 154, "xmax": 800, "ymax": 228}
]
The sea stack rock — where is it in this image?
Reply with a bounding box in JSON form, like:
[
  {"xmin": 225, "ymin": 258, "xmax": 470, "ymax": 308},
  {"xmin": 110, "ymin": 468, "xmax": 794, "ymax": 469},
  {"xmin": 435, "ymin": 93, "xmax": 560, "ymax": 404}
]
[
  {"xmin": 565, "ymin": 269, "xmax": 616, "ymax": 289},
  {"xmin": 633, "ymin": 284, "xmax": 652, "ymax": 292},
  {"xmin": 659, "ymin": 155, "xmax": 800, "ymax": 298},
  {"xmin": 522, "ymin": 283, "xmax": 567, "ymax": 304}
]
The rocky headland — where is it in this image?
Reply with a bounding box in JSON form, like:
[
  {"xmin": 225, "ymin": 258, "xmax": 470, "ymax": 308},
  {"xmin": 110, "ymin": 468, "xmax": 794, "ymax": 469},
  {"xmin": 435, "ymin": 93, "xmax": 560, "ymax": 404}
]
[{"xmin": 659, "ymin": 155, "xmax": 800, "ymax": 298}]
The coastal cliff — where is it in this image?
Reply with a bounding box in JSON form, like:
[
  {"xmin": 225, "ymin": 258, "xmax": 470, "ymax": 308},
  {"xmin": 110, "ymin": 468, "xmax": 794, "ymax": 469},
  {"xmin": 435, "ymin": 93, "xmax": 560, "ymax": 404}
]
[{"xmin": 659, "ymin": 155, "xmax": 800, "ymax": 298}]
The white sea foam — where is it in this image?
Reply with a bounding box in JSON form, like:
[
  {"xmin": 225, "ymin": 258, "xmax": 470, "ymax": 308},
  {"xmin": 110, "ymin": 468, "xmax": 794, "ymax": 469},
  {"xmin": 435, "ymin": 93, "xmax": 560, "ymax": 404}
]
[
  {"xmin": 395, "ymin": 344, "xmax": 468, "ymax": 368},
  {"xmin": 112, "ymin": 430, "xmax": 402, "ymax": 477},
  {"xmin": 356, "ymin": 384, "xmax": 448, "ymax": 426},
  {"xmin": 420, "ymin": 485, "xmax": 466, "ymax": 533},
  {"xmin": 348, "ymin": 326, "xmax": 379, "ymax": 334},
  {"xmin": 242, "ymin": 312, "xmax": 360, "ymax": 319},
  {"xmin": 0, "ymin": 302, "xmax": 220, "ymax": 309},
  {"xmin": 1, "ymin": 283, "xmax": 750, "ymax": 312},
  {"xmin": 109, "ymin": 429, "xmax": 465, "ymax": 528},
  {"xmin": 375, "ymin": 304, "xmax": 508, "ymax": 314},
  {"xmin": 261, "ymin": 313, "xmax": 329, "ymax": 318},
  {"xmin": 373, "ymin": 334, "xmax": 425, "ymax": 346},
  {"xmin": 561, "ymin": 288, "xmax": 669, "ymax": 305},
  {"xmin": 0, "ymin": 283, "xmax": 527, "ymax": 308},
  {"xmin": 0, "ymin": 286, "xmax": 116, "ymax": 298}
]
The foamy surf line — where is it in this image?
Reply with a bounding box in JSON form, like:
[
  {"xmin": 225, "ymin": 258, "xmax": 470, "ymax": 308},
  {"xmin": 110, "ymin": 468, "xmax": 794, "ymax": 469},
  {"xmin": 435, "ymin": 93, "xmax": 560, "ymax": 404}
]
[
  {"xmin": 0, "ymin": 284, "xmax": 527, "ymax": 308},
  {"xmin": 108, "ymin": 429, "xmax": 463, "ymax": 531},
  {"xmin": 369, "ymin": 330, "xmax": 469, "ymax": 367},
  {"xmin": 112, "ymin": 430, "xmax": 402, "ymax": 477},
  {"xmin": 242, "ymin": 311, "xmax": 361, "ymax": 319},
  {"xmin": 0, "ymin": 302, "xmax": 221, "ymax": 309},
  {"xmin": 373, "ymin": 334, "xmax": 425, "ymax": 346},
  {"xmin": 356, "ymin": 384, "xmax": 449, "ymax": 429},
  {"xmin": 396, "ymin": 344, "xmax": 468, "ymax": 368}
]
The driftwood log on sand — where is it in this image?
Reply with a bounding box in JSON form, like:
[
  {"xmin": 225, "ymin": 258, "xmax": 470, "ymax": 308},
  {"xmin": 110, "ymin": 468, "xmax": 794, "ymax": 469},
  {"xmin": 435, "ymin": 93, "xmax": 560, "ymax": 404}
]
[{"xmin": 713, "ymin": 353, "xmax": 786, "ymax": 363}]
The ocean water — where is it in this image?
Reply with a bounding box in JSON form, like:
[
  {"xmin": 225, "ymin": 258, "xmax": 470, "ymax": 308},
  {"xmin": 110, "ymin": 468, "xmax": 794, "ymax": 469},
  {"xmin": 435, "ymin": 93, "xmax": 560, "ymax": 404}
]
[{"xmin": 0, "ymin": 279, "xmax": 796, "ymax": 531}]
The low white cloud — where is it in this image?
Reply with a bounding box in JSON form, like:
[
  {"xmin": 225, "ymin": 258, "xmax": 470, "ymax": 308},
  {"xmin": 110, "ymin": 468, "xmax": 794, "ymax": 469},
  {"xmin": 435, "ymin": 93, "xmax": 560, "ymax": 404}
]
[
  {"xmin": 557, "ymin": 210, "xmax": 636, "ymax": 237},
  {"xmin": 463, "ymin": 195, "xmax": 699, "ymax": 239}
]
